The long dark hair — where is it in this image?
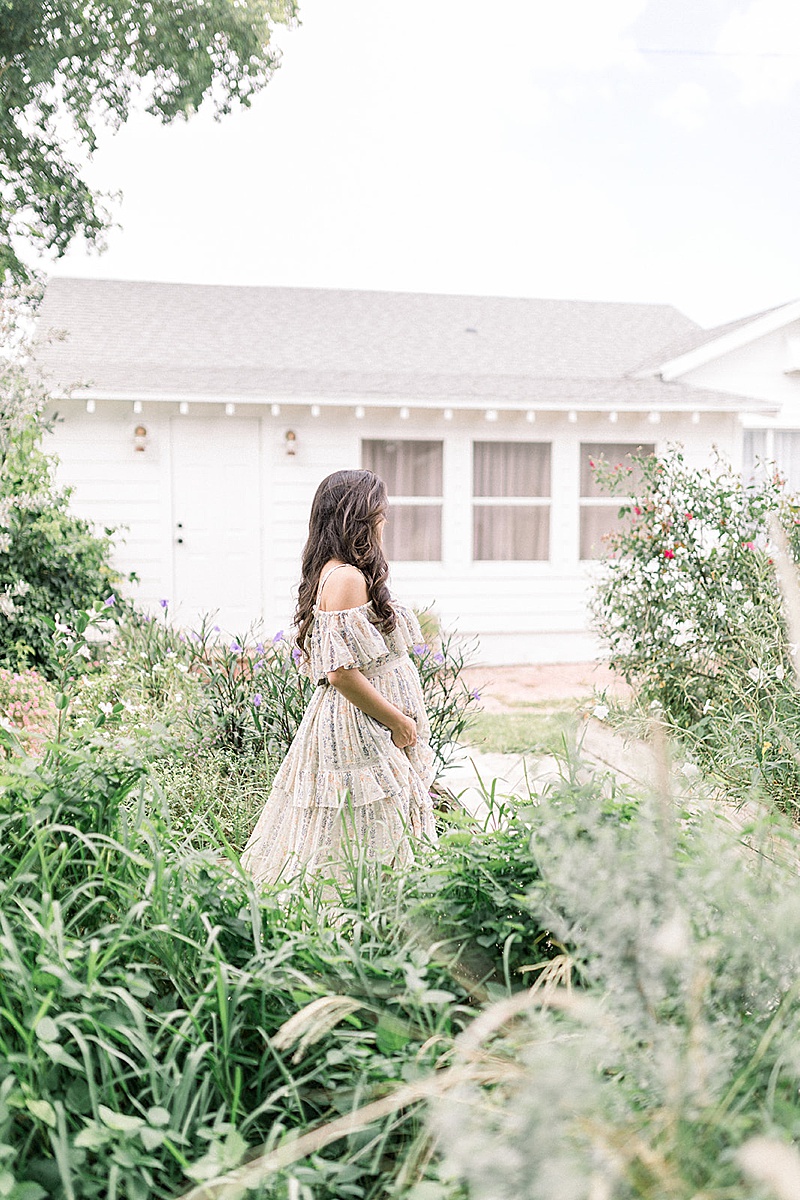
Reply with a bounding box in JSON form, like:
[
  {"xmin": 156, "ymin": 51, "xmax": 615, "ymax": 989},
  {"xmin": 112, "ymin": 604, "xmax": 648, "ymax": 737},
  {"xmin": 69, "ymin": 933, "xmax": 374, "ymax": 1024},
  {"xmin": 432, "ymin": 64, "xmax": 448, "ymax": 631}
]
[{"xmin": 294, "ymin": 469, "xmax": 396, "ymax": 657}]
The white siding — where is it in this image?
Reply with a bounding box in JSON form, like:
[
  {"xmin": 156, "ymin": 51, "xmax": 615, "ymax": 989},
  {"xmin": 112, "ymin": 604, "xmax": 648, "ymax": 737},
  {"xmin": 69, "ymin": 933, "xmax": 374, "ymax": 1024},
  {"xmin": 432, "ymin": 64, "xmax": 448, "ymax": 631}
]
[{"xmin": 47, "ymin": 400, "xmax": 739, "ymax": 663}]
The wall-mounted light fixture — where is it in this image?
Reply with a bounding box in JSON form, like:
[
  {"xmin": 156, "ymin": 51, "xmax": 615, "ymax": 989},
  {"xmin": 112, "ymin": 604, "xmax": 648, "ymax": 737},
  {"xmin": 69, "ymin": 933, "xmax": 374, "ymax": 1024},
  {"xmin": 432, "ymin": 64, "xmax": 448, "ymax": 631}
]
[
  {"xmin": 134, "ymin": 425, "xmax": 148, "ymax": 453},
  {"xmin": 284, "ymin": 429, "xmax": 297, "ymax": 456}
]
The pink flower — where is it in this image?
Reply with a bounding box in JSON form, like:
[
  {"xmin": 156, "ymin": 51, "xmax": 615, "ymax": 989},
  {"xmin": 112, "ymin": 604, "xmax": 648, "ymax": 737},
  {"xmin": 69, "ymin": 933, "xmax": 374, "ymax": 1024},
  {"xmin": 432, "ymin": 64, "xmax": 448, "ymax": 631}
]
[
  {"xmin": 685, "ymin": 512, "xmax": 693, "ymax": 520},
  {"xmin": 664, "ymin": 548, "xmax": 675, "ymax": 560},
  {"xmin": 634, "ymin": 506, "xmax": 642, "ymax": 516},
  {"xmin": 743, "ymin": 541, "xmax": 755, "ymax": 551}
]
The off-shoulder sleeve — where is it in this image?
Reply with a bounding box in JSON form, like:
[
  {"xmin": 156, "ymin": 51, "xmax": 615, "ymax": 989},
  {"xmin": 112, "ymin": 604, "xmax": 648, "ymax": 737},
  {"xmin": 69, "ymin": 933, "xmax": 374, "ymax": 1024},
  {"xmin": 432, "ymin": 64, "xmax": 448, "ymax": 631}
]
[{"xmin": 306, "ymin": 606, "xmax": 394, "ymax": 683}]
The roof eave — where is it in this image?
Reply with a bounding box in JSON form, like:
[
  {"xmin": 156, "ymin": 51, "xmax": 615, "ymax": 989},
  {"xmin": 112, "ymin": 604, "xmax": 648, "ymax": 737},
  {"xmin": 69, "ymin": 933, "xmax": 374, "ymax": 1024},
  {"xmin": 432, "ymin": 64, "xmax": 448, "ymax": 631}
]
[
  {"xmin": 631, "ymin": 298, "xmax": 800, "ymax": 382},
  {"xmin": 49, "ymin": 387, "xmax": 776, "ymax": 415}
]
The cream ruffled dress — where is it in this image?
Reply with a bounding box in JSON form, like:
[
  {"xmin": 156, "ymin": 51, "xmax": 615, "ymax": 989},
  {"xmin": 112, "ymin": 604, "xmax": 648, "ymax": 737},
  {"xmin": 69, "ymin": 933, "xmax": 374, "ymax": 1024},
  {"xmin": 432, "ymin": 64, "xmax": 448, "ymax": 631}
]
[{"xmin": 241, "ymin": 596, "xmax": 437, "ymax": 887}]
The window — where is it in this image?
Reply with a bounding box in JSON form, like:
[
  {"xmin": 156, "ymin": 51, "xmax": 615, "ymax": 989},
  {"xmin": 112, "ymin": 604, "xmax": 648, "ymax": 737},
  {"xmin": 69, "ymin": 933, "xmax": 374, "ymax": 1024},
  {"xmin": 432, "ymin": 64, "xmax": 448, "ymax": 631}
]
[
  {"xmin": 361, "ymin": 440, "xmax": 443, "ymax": 560},
  {"xmin": 579, "ymin": 442, "xmax": 655, "ymax": 560},
  {"xmin": 743, "ymin": 430, "xmax": 800, "ymax": 490},
  {"xmin": 473, "ymin": 441, "xmax": 551, "ymax": 560}
]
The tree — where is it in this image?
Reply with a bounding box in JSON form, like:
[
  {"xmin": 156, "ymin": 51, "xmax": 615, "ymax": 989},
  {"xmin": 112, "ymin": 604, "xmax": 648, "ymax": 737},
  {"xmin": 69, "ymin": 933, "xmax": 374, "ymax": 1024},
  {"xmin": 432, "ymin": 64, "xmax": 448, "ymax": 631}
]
[{"xmin": 0, "ymin": 0, "xmax": 298, "ymax": 283}]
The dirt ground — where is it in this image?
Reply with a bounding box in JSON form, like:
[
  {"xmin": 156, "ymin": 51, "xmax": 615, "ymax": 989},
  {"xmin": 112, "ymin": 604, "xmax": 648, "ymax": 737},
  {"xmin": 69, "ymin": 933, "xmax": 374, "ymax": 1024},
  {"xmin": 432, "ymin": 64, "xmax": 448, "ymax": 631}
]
[{"xmin": 458, "ymin": 661, "xmax": 633, "ymax": 712}]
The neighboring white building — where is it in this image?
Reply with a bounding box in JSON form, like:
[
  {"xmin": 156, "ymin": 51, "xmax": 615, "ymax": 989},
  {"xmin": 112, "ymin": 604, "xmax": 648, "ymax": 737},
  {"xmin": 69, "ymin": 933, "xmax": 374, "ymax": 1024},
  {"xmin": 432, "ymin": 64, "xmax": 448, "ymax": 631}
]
[{"xmin": 34, "ymin": 278, "xmax": 782, "ymax": 663}]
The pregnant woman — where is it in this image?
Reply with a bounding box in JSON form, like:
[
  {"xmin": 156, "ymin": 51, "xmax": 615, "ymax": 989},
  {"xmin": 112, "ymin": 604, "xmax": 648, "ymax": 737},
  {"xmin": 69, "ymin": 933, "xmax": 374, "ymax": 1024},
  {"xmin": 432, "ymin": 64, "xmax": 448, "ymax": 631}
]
[{"xmin": 241, "ymin": 468, "xmax": 437, "ymax": 887}]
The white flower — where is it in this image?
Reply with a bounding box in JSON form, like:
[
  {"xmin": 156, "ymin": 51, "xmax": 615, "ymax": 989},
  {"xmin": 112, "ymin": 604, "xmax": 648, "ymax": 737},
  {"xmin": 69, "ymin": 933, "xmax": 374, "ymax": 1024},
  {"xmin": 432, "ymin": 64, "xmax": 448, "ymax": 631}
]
[
  {"xmin": 12, "ymin": 579, "xmax": 30, "ymax": 596},
  {"xmin": 0, "ymin": 594, "xmax": 16, "ymax": 618},
  {"xmin": 592, "ymin": 704, "xmax": 609, "ymax": 721},
  {"xmin": 99, "ymin": 702, "xmax": 114, "ymax": 716},
  {"xmin": 743, "ymin": 600, "xmax": 755, "ymax": 614},
  {"xmin": 75, "ymin": 644, "xmax": 92, "ymax": 660},
  {"xmin": 776, "ymin": 665, "xmax": 786, "ymax": 681},
  {"xmin": 747, "ymin": 666, "xmax": 764, "ymax": 685},
  {"xmin": 730, "ymin": 579, "xmax": 743, "ymax": 592},
  {"xmin": 0, "ymin": 533, "xmax": 11, "ymax": 553},
  {"xmin": 715, "ymin": 601, "xmax": 726, "ymax": 617}
]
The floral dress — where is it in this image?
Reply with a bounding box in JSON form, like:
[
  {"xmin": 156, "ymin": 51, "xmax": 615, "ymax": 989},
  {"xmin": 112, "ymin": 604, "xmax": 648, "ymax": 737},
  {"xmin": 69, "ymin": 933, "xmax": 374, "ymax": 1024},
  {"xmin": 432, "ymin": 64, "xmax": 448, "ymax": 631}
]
[{"xmin": 241, "ymin": 594, "xmax": 437, "ymax": 887}]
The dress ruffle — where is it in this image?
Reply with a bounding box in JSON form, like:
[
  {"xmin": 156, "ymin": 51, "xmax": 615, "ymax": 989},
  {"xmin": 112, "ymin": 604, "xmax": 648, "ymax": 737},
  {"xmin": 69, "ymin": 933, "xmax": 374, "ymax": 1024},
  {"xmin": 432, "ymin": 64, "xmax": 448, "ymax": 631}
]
[{"xmin": 301, "ymin": 602, "xmax": 424, "ymax": 685}]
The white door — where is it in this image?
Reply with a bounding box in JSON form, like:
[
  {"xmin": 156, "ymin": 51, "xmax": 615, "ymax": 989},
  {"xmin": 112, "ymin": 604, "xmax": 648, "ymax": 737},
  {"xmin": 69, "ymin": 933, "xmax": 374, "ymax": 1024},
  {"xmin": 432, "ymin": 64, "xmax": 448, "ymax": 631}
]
[{"xmin": 171, "ymin": 418, "xmax": 263, "ymax": 632}]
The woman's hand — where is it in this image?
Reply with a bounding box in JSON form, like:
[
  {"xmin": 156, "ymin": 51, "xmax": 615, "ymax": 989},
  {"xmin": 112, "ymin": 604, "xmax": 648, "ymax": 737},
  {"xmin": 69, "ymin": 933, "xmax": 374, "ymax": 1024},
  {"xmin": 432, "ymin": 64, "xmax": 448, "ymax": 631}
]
[{"xmin": 389, "ymin": 710, "xmax": 417, "ymax": 749}]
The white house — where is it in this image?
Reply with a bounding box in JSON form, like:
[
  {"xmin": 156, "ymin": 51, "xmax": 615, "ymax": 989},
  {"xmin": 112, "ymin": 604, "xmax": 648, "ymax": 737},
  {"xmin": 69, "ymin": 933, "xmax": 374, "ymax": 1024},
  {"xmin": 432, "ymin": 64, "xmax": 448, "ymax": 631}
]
[{"xmin": 33, "ymin": 278, "xmax": 784, "ymax": 663}]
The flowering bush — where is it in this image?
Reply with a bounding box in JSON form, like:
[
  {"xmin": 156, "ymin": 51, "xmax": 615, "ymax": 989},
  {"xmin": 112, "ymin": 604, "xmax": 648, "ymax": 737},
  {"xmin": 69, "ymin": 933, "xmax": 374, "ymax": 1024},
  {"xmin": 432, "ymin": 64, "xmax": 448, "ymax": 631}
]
[
  {"xmin": 0, "ymin": 665, "xmax": 56, "ymax": 752},
  {"xmin": 589, "ymin": 444, "xmax": 800, "ymax": 812}
]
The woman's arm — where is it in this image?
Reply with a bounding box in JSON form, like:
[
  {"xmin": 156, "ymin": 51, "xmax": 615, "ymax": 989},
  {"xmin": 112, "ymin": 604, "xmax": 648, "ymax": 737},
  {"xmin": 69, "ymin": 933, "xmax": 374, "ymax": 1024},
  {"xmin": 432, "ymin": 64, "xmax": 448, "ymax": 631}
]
[{"xmin": 327, "ymin": 666, "xmax": 417, "ymax": 749}]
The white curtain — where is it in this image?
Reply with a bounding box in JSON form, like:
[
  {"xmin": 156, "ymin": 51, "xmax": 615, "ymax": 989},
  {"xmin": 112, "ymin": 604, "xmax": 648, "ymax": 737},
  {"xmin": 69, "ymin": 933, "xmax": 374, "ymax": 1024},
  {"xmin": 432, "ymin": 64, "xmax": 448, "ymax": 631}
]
[
  {"xmin": 362, "ymin": 440, "xmax": 443, "ymax": 496},
  {"xmin": 773, "ymin": 433, "xmax": 800, "ymax": 493},
  {"xmin": 472, "ymin": 442, "xmax": 550, "ymax": 560},
  {"xmin": 473, "ymin": 441, "xmax": 551, "ymax": 497}
]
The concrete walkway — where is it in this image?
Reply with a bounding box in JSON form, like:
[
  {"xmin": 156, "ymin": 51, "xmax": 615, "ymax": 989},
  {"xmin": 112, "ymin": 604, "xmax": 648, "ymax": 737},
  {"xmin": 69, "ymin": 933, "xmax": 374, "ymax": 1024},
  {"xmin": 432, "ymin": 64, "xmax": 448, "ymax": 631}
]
[{"xmin": 439, "ymin": 746, "xmax": 564, "ymax": 824}]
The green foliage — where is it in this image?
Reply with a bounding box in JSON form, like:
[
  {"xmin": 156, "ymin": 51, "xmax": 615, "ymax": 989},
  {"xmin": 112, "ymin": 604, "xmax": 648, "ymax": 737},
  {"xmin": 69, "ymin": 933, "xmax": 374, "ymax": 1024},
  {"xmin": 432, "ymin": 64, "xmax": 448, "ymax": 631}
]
[
  {"xmin": 0, "ymin": 0, "xmax": 298, "ymax": 282},
  {"xmin": 589, "ymin": 443, "xmax": 800, "ymax": 813},
  {"xmin": 0, "ymin": 609, "xmax": 501, "ymax": 1198},
  {"xmin": 0, "ymin": 414, "xmax": 125, "ymax": 675},
  {"xmin": 432, "ymin": 761, "xmax": 800, "ymax": 1200}
]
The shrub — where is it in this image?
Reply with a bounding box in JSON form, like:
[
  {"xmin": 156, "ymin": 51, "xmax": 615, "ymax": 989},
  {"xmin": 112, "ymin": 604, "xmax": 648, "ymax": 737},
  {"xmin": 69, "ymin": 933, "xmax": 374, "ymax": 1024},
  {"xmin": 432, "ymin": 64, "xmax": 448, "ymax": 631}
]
[
  {"xmin": 0, "ymin": 412, "xmax": 128, "ymax": 677},
  {"xmin": 0, "ymin": 665, "xmax": 55, "ymax": 751},
  {"xmin": 589, "ymin": 443, "xmax": 800, "ymax": 812},
  {"xmin": 430, "ymin": 750, "xmax": 800, "ymax": 1200}
]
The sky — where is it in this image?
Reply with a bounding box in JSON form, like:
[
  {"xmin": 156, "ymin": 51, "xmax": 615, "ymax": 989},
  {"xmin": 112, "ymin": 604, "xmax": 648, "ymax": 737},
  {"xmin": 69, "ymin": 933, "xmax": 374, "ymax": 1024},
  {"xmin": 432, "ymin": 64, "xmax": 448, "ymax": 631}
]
[{"xmin": 41, "ymin": 0, "xmax": 800, "ymax": 329}]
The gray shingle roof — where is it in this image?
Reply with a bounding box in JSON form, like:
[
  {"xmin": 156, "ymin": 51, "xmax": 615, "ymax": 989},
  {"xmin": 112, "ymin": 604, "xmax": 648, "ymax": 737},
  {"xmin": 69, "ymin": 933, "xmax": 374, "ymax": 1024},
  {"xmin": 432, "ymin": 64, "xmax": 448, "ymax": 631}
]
[
  {"xmin": 633, "ymin": 301, "xmax": 796, "ymax": 375},
  {"xmin": 32, "ymin": 277, "xmax": 772, "ymax": 412}
]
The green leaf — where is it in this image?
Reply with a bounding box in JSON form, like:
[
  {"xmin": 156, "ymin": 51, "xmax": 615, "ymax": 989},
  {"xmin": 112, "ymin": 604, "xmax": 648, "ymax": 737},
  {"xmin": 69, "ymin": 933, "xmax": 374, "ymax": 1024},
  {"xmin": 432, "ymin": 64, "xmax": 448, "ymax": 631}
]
[
  {"xmin": 9, "ymin": 1184, "xmax": 47, "ymax": 1200},
  {"xmin": 34, "ymin": 1017, "xmax": 58, "ymax": 1043},
  {"xmin": 98, "ymin": 1105, "xmax": 144, "ymax": 1134},
  {"xmin": 375, "ymin": 1015, "xmax": 411, "ymax": 1055},
  {"xmin": 419, "ymin": 989, "xmax": 457, "ymax": 1006},
  {"xmin": 25, "ymin": 1099, "xmax": 56, "ymax": 1128},
  {"xmin": 54, "ymin": 693, "xmax": 69, "ymax": 711},
  {"xmin": 75, "ymin": 1125, "xmax": 112, "ymax": 1150},
  {"xmin": 140, "ymin": 1127, "xmax": 165, "ymax": 1152},
  {"xmin": 146, "ymin": 1107, "xmax": 171, "ymax": 1128}
]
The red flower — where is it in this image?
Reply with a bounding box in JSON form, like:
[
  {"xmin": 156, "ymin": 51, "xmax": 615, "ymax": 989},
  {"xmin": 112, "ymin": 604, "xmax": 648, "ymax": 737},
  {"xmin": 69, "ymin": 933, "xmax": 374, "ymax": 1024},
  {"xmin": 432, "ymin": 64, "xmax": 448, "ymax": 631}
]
[
  {"xmin": 685, "ymin": 512, "xmax": 693, "ymax": 520},
  {"xmin": 664, "ymin": 548, "xmax": 675, "ymax": 559},
  {"xmin": 634, "ymin": 505, "xmax": 642, "ymax": 516}
]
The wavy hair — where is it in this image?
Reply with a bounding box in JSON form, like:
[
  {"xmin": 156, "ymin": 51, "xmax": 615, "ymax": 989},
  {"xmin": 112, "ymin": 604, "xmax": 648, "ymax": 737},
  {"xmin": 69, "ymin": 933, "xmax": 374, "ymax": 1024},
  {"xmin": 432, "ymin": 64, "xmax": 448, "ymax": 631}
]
[{"xmin": 294, "ymin": 469, "xmax": 396, "ymax": 659}]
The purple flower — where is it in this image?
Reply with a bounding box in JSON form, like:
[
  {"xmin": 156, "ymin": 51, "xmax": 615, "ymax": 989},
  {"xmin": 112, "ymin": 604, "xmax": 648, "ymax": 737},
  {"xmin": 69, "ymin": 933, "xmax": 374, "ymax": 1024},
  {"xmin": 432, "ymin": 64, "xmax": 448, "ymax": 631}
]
[
  {"xmin": 292, "ymin": 646, "xmax": 302, "ymax": 663},
  {"xmin": 433, "ymin": 652, "xmax": 444, "ymax": 664},
  {"xmin": 252, "ymin": 693, "xmax": 262, "ymax": 708},
  {"xmin": 190, "ymin": 630, "xmax": 201, "ymax": 642},
  {"xmin": 159, "ymin": 598, "xmax": 169, "ymax": 609},
  {"xmin": 253, "ymin": 661, "xmax": 264, "ymax": 673},
  {"xmin": 103, "ymin": 594, "xmax": 116, "ymax": 608},
  {"xmin": 255, "ymin": 642, "xmax": 264, "ymax": 653},
  {"xmin": 272, "ymin": 630, "xmax": 285, "ymax": 644},
  {"xmin": 230, "ymin": 640, "xmax": 242, "ymax": 654},
  {"xmin": 212, "ymin": 625, "xmax": 220, "ymax": 633},
  {"xmin": 178, "ymin": 633, "xmax": 186, "ymax": 642},
  {"xmin": 471, "ymin": 688, "xmax": 481, "ymax": 701},
  {"xmin": 412, "ymin": 643, "xmax": 428, "ymax": 656}
]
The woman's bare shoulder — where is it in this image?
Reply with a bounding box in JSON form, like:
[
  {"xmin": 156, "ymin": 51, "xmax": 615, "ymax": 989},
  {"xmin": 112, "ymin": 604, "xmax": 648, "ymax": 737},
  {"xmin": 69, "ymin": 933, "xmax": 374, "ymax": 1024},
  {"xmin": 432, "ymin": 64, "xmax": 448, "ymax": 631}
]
[{"xmin": 317, "ymin": 562, "xmax": 369, "ymax": 612}]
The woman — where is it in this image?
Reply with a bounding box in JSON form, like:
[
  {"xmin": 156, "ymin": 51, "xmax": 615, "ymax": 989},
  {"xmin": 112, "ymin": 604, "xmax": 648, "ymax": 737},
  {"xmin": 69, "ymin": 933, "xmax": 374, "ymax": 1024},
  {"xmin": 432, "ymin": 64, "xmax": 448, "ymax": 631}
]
[{"xmin": 241, "ymin": 469, "xmax": 437, "ymax": 887}]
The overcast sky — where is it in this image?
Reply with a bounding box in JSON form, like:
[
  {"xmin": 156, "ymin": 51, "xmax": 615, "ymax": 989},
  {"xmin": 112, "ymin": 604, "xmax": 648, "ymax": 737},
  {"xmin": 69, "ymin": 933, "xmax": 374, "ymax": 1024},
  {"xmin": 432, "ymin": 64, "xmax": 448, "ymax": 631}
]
[{"xmin": 43, "ymin": 0, "xmax": 800, "ymax": 328}]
